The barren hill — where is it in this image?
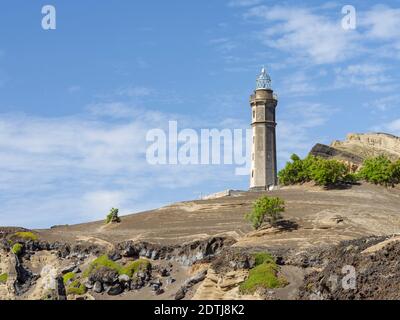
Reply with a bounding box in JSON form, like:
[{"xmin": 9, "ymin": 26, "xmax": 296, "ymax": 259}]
[{"xmin": 37, "ymin": 183, "xmax": 400, "ymax": 250}]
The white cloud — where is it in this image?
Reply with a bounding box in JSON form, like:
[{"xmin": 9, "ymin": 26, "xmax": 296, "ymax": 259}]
[
  {"xmin": 116, "ymin": 86, "xmax": 153, "ymax": 97},
  {"xmin": 228, "ymin": 0, "xmax": 262, "ymax": 8},
  {"xmin": 0, "ymin": 104, "xmax": 246, "ymax": 228},
  {"xmin": 209, "ymin": 37, "xmax": 238, "ymax": 53},
  {"xmin": 364, "ymin": 94, "xmax": 400, "ymax": 111},
  {"xmin": 386, "ymin": 119, "xmax": 400, "ymax": 134},
  {"xmin": 361, "ymin": 5, "xmax": 400, "ymax": 41},
  {"xmin": 334, "ymin": 64, "xmax": 396, "ymax": 92},
  {"xmin": 373, "ymin": 119, "xmax": 400, "ymax": 137},
  {"xmin": 67, "ymin": 85, "xmax": 81, "ymax": 93},
  {"xmin": 277, "ymin": 102, "xmax": 337, "ymax": 164},
  {"xmin": 245, "ymin": 5, "xmax": 361, "ymax": 64}
]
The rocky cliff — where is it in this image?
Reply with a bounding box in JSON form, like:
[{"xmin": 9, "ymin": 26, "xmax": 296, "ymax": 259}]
[{"xmin": 310, "ymin": 132, "xmax": 400, "ymax": 170}]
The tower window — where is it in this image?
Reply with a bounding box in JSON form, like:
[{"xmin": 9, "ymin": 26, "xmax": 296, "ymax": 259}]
[
  {"xmin": 252, "ymin": 110, "xmax": 255, "ymax": 118},
  {"xmin": 252, "ymin": 170, "xmax": 254, "ymax": 178}
]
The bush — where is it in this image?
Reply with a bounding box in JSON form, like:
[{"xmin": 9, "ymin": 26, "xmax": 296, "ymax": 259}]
[
  {"xmin": 62, "ymin": 272, "xmax": 75, "ymax": 285},
  {"xmin": 12, "ymin": 232, "xmax": 38, "ymax": 241},
  {"xmin": 121, "ymin": 259, "xmax": 151, "ymax": 278},
  {"xmin": 279, "ymin": 154, "xmax": 357, "ymax": 187},
  {"xmin": 11, "ymin": 243, "xmax": 23, "ymax": 255},
  {"xmin": 66, "ymin": 280, "xmax": 87, "ymax": 296},
  {"xmin": 309, "ymin": 158, "xmax": 349, "ymax": 186},
  {"xmin": 83, "ymin": 255, "xmax": 122, "ymax": 277},
  {"xmin": 253, "ymin": 252, "xmax": 275, "ymax": 266},
  {"xmin": 358, "ymin": 156, "xmax": 400, "ymax": 187},
  {"xmin": 105, "ymin": 208, "xmax": 121, "ymax": 224},
  {"xmin": 240, "ymin": 253, "xmax": 287, "ymax": 294},
  {"xmin": 278, "ymin": 154, "xmax": 315, "ymax": 185},
  {"xmin": 83, "ymin": 255, "xmax": 151, "ymax": 279},
  {"xmin": 0, "ymin": 273, "xmax": 8, "ymax": 283},
  {"xmin": 245, "ymin": 196, "xmax": 285, "ymax": 230}
]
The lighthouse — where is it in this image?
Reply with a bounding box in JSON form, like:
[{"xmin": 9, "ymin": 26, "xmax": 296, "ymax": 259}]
[{"xmin": 250, "ymin": 67, "xmax": 278, "ymax": 191}]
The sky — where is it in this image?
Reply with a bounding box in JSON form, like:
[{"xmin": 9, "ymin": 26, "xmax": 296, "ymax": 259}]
[{"xmin": 1, "ymin": 0, "xmax": 400, "ymax": 228}]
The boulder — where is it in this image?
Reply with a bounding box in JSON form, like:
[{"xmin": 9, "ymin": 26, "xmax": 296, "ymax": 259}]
[
  {"xmin": 93, "ymin": 281, "xmax": 103, "ymax": 293},
  {"xmin": 107, "ymin": 283, "xmax": 123, "ymax": 296}
]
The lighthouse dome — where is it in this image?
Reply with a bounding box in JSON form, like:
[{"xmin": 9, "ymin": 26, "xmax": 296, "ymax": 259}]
[{"xmin": 256, "ymin": 67, "xmax": 272, "ymax": 90}]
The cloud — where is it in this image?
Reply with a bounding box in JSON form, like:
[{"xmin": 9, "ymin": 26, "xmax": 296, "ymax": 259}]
[
  {"xmin": 334, "ymin": 64, "xmax": 397, "ymax": 92},
  {"xmin": 361, "ymin": 5, "xmax": 400, "ymax": 41},
  {"xmin": 67, "ymin": 85, "xmax": 81, "ymax": 93},
  {"xmin": 0, "ymin": 103, "xmax": 248, "ymax": 228},
  {"xmin": 373, "ymin": 119, "xmax": 400, "ymax": 137},
  {"xmin": 245, "ymin": 5, "xmax": 361, "ymax": 64},
  {"xmin": 364, "ymin": 94, "xmax": 400, "ymax": 112},
  {"xmin": 116, "ymin": 86, "xmax": 153, "ymax": 97},
  {"xmin": 277, "ymin": 102, "xmax": 337, "ymax": 164},
  {"xmin": 228, "ymin": 0, "xmax": 262, "ymax": 8},
  {"xmin": 209, "ymin": 37, "xmax": 238, "ymax": 53}
]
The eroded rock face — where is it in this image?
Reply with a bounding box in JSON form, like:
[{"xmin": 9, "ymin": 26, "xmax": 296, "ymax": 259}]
[
  {"xmin": 192, "ymin": 268, "xmax": 254, "ymax": 300},
  {"xmin": 310, "ymin": 133, "xmax": 400, "ymax": 171},
  {"xmin": 298, "ymin": 235, "xmax": 400, "ymax": 300},
  {"xmin": 117, "ymin": 236, "xmax": 236, "ymax": 266},
  {"xmin": 0, "ymin": 236, "xmax": 237, "ymax": 300}
]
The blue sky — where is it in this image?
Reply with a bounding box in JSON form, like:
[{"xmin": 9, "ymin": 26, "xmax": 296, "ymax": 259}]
[{"xmin": 1, "ymin": 0, "xmax": 400, "ymax": 228}]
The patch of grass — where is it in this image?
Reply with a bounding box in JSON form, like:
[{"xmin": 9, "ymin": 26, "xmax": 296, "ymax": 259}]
[
  {"xmin": 121, "ymin": 259, "xmax": 151, "ymax": 277},
  {"xmin": 62, "ymin": 272, "xmax": 75, "ymax": 285},
  {"xmin": 0, "ymin": 273, "xmax": 8, "ymax": 283},
  {"xmin": 83, "ymin": 255, "xmax": 123, "ymax": 277},
  {"xmin": 66, "ymin": 280, "xmax": 87, "ymax": 296},
  {"xmin": 240, "ymin": 253, "xmax": 287, "ymax": 294},
  {"xmin": 83, "ymin": 255, "xmax": 151, "ymax": 279},
  {"xmin": 253, "ymin": 252, "xmax": 275, "ymax": 266},
  {"xmin": 11, "ymin": 243, "xmax": 23, "ymax": 255},
  {"xmin": 13, "ymin": 232, "xmax": 38, "ymax": 241}
]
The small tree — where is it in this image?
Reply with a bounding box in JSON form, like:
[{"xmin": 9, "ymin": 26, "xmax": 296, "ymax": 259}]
[
  {"xmin": 310, "ymin": 158, "xmax": 348, "ymax": 186},
  {"xmin": 358, "ymin": 155, "xmax": 395, "ymax": 186},
  {"xmin": 278, "ymin": 154, "xmax": 315, "ymax": 185},
  {"xmin": 105, "ymin": 208, "xmax": 121, "ymax": 224},
  {"xmin": 245, "ymin": 196, "xmax": 285, "ymax": 230}
]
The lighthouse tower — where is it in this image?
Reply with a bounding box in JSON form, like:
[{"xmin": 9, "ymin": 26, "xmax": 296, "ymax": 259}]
[{"xmin": 250, "ymin": 67, "xmax": 278, "ymax": 191}]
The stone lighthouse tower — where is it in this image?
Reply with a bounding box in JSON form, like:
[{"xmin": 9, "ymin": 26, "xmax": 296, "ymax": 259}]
[{"xmin": 250, "ymin": 67, "xmax": 278, "ymax": 191}]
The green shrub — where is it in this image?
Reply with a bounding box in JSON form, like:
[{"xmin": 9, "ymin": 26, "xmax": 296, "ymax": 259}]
[
  {"xmin": 12, "ymin": 232, "xmax": 38, "ymax": 241},
  {"xmin": 0, "ymin": 273, "xmax": 8, "ymax": 283},
  {"xmin": 11, "ymin": 243, "xmax": 23, "ymax": 255},
  {"xmin": 239, "ymin": 254, "xmax": 287, "ymax": 294},
  {"xmin": 278, "ymin": 154, "xmax": 315, "ymax": 185},
  {"xmin": 66, "ymin": 280, "xmax": 87, "ymax": 295},
  {"xmin": 121, "ymin": 259, "xmax": 151, "ymax": 277},
  {"xmin": 358, "ymin": 156, "xmax": 400, "ymax": 187},
  {"xmin": 83, "ymin": 255, "xmax": 122, "ymax": 277},
  {"xmin": 253, "ymin": 252, "xmax": 275, "ymax": 266},
  {"xmin": 83, "ymin": 255, "xmax": 151, "ymax": 279},
  {"xmin": 62, "ymin": 272, "xmax": 75, "ymax": 285},
  {"xmin": 279, "ymin": 154, "xmax": 357, "ymax": 187},
  {"xmin": 245, "ymin": 196, "xmax": 285, "ymax": 230},
  {"xmin": 309, "ymin": 158, "xmax": 349, "ymax": 186},
  {"xmin": 105, "ymin": 208, "xmax": 121, "ymax": 224}
]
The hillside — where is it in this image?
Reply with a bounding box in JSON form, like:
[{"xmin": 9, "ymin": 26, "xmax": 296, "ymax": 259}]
[{"xmin": 1, "ymin": 132, "xmax": 400, "ymax": 300}]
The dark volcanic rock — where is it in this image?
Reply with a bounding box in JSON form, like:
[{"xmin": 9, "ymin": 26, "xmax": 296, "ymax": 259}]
[
  {"xmin": 93, "ymin": 281, "xmax": 103, "ymax": 293},
  {"xmin": 297, "ymin": 235, "xmax": 400, "ymax": 300},
  {"xmin": 107, "ymin": 283, "xmax": 123, "ymax": 296},
  {"xmin": 117, "ymin": 236, "xmax": 236, "ymax": 266}
]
